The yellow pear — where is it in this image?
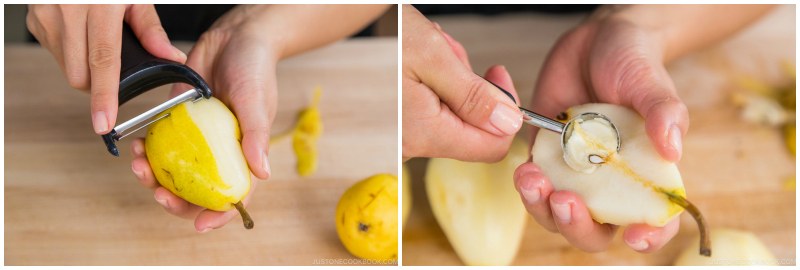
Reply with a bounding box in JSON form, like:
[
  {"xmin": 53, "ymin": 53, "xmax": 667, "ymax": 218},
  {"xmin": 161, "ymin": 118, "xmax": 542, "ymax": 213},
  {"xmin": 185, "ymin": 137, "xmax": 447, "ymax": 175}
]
[
  {"xmin": 675, "ymin": 229, "xmax": 777, "ymax": 265},
  {"xmin": 532, "ymin": 103, "xmax": 709, "ymax": 255},
  {"xmin": 402, "ymin": 164, "xmax": 411, "ymax": 228},
  {"xmin": 146, "ymin": 97, "xmax": 253, "ymax": 229},
  {"xmin": 426, "ymin": 139, "xmax": 529, "ymax": 266},
  {"xmin": 335, "ymin": 173, "xmax": 398, "ymax": 260}
]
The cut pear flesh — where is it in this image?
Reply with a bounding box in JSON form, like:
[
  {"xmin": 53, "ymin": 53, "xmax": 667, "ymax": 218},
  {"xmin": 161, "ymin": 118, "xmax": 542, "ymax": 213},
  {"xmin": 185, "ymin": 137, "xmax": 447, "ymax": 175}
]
[
  {"xmin": 146, "ymin": 97, "xmax": 253, "ymax": 229},
  {"xmin": 426, "ymin": 139, "xmax": 529, "ymax": 265},
  {"xmin": 532, "ymin": 103, "xmax": 709, "ymax": 256},
  {"xmin": 563, "ymin": 116, "xmax": 618, "ymax": 173}
]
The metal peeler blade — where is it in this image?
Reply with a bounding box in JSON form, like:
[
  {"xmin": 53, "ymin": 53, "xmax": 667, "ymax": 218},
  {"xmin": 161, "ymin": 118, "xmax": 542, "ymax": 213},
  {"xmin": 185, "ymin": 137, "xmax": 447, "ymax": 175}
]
[{"xmin": 101, "ymin": 89, "xmax": 204, "ymax": 156}]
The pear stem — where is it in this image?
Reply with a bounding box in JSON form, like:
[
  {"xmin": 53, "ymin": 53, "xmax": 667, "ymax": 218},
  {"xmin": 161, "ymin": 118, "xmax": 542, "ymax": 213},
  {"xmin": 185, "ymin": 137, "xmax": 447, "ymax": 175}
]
[
  {"xmin": 233, "ymin": 201, "xmax": 254, "ymax": 229},
  {"xmin": 666, "ymin": 193, "xmax": 711, "ymax": 257}
]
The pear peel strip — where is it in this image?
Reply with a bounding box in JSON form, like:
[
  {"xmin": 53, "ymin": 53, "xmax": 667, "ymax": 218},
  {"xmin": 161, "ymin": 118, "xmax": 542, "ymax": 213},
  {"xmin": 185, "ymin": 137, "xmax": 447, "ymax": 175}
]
[
  {"xmin": 269, "ymin": 87, "xmax": 324, "ymax": 145},
  {"xmin": 666, "ymin": 193, "xmax": 711, "ymax": 257},
  {"xmin": 234, "ymin": 201, "xmax": 254, "ymax": 229}
]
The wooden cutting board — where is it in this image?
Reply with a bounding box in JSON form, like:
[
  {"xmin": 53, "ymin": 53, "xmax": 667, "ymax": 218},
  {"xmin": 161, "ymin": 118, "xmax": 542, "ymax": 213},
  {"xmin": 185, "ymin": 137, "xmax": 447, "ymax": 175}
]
[
  {"xmin": 402, "ymin": 5, "xmax": 796, "ymax": 266},
  {"xmin": 4, "ymin": 38, "xmax": 398, "ymax": 265}
]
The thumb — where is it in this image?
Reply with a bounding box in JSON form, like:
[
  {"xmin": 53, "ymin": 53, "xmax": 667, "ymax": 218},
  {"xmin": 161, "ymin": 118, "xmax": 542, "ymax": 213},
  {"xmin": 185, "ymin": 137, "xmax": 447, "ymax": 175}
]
[
  {"xmin": 413, "ymin": 36, "xmax": 522, "ymax": 136},
  {"xmin": 636, "ymin": 94, "xmax": 689, "ymax": 163},
  {"xmin": 415, "ymin": 65, "xmax": 521, "ymax": 162},
  {"xmin": 617, "ymin": 69, "xmax": 689, "ymax": 162},
  {"xmin": 224, "ymin": 77, "xmax": 276, "ymax": 181}
]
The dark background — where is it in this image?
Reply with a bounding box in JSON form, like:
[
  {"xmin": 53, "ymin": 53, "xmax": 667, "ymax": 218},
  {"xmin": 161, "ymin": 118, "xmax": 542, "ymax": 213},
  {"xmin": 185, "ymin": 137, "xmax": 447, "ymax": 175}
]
[{"xmin": 4, "ymin": 4, "xmax": 397, "ymax": 44}]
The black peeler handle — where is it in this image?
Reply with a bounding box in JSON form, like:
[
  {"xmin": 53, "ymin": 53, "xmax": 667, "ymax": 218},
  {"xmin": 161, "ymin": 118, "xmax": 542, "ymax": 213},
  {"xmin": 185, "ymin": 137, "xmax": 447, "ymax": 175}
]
[
  {"xmin": 118, "ymin": 23, "xmax": 212, "ymax": 104},
  {"xmin": 101, "ymin": 24, "xmax": 213, "ymax": 156}
]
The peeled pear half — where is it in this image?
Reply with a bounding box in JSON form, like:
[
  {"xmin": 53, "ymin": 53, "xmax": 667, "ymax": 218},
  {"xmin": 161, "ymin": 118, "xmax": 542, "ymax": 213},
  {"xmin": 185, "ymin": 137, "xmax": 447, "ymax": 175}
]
[
  {"xmin": 532, "ymin": 103, "xmax": 709, "ymax": 255},
  {"xmin": 675, "ymin": 229, "xmax": 777, "ymax": 265},
  {"xmin": 426, "ymin": 139, "xmax": 529, "ymax": 266},
  {"xmin": 146, "ymin": 97, "xmax": 253, "ymax": 229}
]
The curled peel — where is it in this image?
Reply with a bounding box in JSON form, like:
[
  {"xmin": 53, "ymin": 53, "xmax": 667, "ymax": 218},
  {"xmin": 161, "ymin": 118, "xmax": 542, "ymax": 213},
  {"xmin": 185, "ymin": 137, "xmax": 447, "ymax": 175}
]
[{"xmin": 271, "ymin": 87, "xmax": 324, "ymax": 176}]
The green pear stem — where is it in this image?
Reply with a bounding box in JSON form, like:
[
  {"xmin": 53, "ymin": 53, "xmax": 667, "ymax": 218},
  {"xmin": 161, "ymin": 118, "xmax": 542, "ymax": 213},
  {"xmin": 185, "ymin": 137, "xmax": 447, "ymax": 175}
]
[
  {"xmin": 233, "ymin": 201, "xmax": 254, "ymax": 229},
  {"xmin": 665, "ymin": 193, "xmax": 711, "ymax": 257}
]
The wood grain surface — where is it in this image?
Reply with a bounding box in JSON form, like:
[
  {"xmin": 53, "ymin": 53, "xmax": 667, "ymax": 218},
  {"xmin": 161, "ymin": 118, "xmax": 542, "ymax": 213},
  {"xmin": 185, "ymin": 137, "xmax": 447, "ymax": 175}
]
[
  {"xmin": 4, "ymin": 38, "xmax": 398, "ymax": 265},
  {"xmin": 402, "ymin": 5, "xmax": 796, "ymax": 266}
]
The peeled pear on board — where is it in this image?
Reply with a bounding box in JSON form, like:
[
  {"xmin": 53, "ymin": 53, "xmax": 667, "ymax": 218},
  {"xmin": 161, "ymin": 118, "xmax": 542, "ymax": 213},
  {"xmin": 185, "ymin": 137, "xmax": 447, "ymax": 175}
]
[
  {"xmin": 146, "ymin": 97, "xmax": 254, "ymax": 229},
  {"xmin": 532, "ymin": 103, "xmax": 709, "ymax": 255},
  {"xmin": 675, "ymin": 229, "xmax": 777, "ymax": 265},
  {"xmin": 426, "ymin": 139, "xmax": 529, "ymax": 266}
]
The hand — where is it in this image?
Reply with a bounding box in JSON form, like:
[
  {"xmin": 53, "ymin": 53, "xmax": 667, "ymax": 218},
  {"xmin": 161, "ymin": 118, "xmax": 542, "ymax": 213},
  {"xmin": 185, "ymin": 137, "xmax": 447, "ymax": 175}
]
[
  {"xmin": 130, "ymin": 5, "xmax": 277, "ymax": 233},
  {"xmin": 513, "ymin": 12, "xmax": 689, "ymax": 252},
  {"xmin": 26, "ymin": 4, "xmax": 186, "ymax": 134},
  {"xmin": 402, "ymin": 5, "xmax": 523, "ymax": 162},
  {"xmin": 129, "ymin": 4, "xmax": 384, "ymax": 232}
]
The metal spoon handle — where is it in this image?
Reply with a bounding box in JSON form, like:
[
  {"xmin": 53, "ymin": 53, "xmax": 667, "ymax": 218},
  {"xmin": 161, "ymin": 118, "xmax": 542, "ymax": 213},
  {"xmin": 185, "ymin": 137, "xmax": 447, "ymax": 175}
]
[
  {"xmin": 520, "ymin": 107, "xmax": 565, "ymax": 133},
  {"xmin": 483, "ymin": 76, "xmax": 566, "ymax": 134}
]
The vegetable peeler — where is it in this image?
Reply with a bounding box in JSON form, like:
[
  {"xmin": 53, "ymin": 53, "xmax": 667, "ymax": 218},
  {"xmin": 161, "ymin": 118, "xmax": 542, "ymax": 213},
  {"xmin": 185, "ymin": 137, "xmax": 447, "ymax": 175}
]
[{"xmin": 101, "ymin": 24, "xmax": 212, "ymax": 156}]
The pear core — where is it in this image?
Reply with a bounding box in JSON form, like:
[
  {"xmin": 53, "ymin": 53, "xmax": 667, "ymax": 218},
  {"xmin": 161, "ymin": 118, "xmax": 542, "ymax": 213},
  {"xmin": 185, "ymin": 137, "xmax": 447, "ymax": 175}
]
[{"xmin": 563, "ymin": 116, "xmax": 618, "ymax": 173}]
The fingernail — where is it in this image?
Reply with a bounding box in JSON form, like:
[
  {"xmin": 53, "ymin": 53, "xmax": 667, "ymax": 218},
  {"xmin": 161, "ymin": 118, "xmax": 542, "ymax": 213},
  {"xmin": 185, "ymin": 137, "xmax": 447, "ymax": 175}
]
[
  {"xmin": 262, "ymin": 151, "xmax": 271, "ymax": 178},
  {"xmin": 490, "ymin": 103, "xmax": 522, "ymax": 135},
  {"xmin": 668, "ymin": 125, "xmax": 682, "ymax": 160},
  {"xmin": 154, "ymin": 195, "xmax": 169, "ymax": 209},
  {"xmin": 520, "ymin": 186, "xmax": 540, "ymax": 205},
  {"xmin": 198, "ymin": 227, "xmax": 212, "ymax": 234},
  {"xmin": 552, "ymin": 201, "xmax": 572, "ymax": 224},
  {"xmin": 626, "ymin": 239, "xmax": 650, "ymax": 251},
  {"xmin": 518, "ymin": 173, "xmax": 541, "ymax": 204},
  {"xmin": 132, "ymin": 143, "xmax": 143, "ymax": 156},
  {"xmin": 132, "ymin": 164, "xmax": 143, "ymax": 179},
  {"xmin": 173, "ymin": 46, "xmax": 187, "ymax": 61},
  {"xmin": 93, "ymin": 111, "xmax": 109, "ymax": 134}
]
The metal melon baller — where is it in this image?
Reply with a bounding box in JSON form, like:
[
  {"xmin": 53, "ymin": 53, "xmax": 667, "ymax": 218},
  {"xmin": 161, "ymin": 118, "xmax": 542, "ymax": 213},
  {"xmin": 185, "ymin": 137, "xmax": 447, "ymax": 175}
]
[
  {"xmin": 488, "ymin": 80, "xmax": 622, "ymax": 164},
  {"xmin": 101, "ymin": 24, "xmax": 213, "ymax": 156}
]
